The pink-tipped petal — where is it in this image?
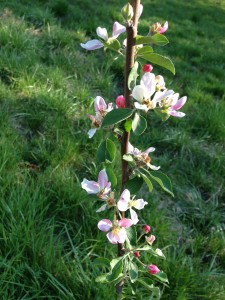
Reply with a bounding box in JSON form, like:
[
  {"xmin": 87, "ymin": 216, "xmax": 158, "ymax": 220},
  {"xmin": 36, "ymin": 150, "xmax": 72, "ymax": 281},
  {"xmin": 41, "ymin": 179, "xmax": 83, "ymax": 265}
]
[
  {"xmin": 168, "ymin": 110, "xmax": 186, "ymax": 118},
  {"xmin": 94, "ymin": 96, "xmax": 107, "ymax": 112},
  {"xmin": 118, "ymin": 218, "xmax": 133, "ymax": 228},
  {"xmin": 130, "ymin": 208, "xmax": 139, "ymax": 225},
  {"xmin": 171, "ymin": 96, "xmax": 187, "ymax": 110},
  {"xmin": 112, "ymin": 21, "xmax": 126, "ymax": 38},
  {"xmin": 98, "ymin": 219, "xmax": 112, "ymax": 232},
  {"xmin": 159, "ymin": 21, "xmax": 168, "ymax": 34},
  {"xmin": 81, "ymin": 178, "xmax": 100, "ymax": 194},
  {"xmin": 80, "ymin": 39, "xmax": 104, "ymax": 50},
  {"xmin": 134, "ymin": 199, "xmax": 148, "ymax": 210},
  {"xmin": 98, "ymin": 169, "xmax": 109, "ymax": 189}
]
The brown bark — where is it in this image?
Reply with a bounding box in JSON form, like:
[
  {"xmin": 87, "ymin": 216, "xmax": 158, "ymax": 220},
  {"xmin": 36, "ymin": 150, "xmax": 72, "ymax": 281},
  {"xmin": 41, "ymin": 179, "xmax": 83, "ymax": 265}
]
[{"xmin": 116, "ymin": 0, "xmax": 140, "ymax": 295}]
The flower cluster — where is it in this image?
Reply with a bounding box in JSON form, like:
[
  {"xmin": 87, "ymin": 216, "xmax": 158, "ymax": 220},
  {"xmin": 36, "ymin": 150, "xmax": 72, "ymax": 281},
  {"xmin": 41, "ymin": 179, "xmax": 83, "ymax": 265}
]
[{"xmin": 132, "ymin": 71, "xmax": 187, "ymax": 117}]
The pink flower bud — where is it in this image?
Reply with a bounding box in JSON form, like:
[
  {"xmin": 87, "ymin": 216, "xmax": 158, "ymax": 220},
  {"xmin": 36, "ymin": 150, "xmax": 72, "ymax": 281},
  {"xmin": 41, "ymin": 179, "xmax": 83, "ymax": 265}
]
[
  {"xmin": 134, "ymin": 251, "xmax": 140, "ymax": 258},
  {"xmin": 142, "ymin": 64, "xmax": 153, "ymax": 73},
  {"xmin": 145, "ymin": 234, "xmax": 156, "ymax": 245},
  {"xmin": 142, "ymin": 225, "xmax": 151, "ymax": 233},
  {"xmin": 148, "ymin": 264, "xmax": 160, "ymax": 275},
  {"xmin": 116, "ymin": 95, "xmax": 126, "ymax": 108}
]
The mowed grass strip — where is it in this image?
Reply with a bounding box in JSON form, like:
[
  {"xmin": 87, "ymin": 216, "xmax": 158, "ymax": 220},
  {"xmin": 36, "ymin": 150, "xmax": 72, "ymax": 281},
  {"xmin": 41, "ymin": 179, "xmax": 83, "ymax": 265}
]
[{"xmin": 0, "ymin": 0, "xmax": 224, "ymax": 299}]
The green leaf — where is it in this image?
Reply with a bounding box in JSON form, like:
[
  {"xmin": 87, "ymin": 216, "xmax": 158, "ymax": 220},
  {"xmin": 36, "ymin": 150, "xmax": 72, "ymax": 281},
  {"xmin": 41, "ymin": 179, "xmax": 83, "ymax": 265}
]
[
  {"xmin": 149, "ymin": 171, "xmax": 174, "ymax": 196},
  {"xmin": 107, "ymin": 258, "xmax": 123, "ymax": 282},
  {"xmin": 136, "ymin": 45, "xmax": 153, "ymax": 55},
  {"xmin": 124, "ymin": 118, "xmax": 132, "ymax": 132},
  {"xmin": 138, "ymin": 279, "xmax": 161, "ymax": 298},
  {"xmin": 137, "ymin": 52, "xmax": 175, "ymax": 75},
  {"xmin": 95, "ymin": 274, "xmax": 109, "ymax": 283},
  {"xmin": 126, "ymin": 226, "xmax": 137, "ymax": 247},
  {"xmin": 93, "ymin": 257, "xmax": 110, "ymax": 267},
  {"xmin": 102, "ymin": 109, "xmax": 133, "ymax": 127},
  {"xmin": 153, "ymin": 271, "xmax": 169, "ymax": 284},
  {"xmin": 128, "ymin": 61, "xmax": 139, "ymax": 90},
  {"xmin": 125, "ymin": 176, "xmax": 143, "ymax": 195},
  {"xmin": 138, "ymin": 168, "xmax": 153, "ymax": 192},
  {"xmin": 135, "ymin": 246, "xmax": 166, "ymax": 259},
  {"xmin": 135, "ymin": 245, "xmax": 152, "ymax": 251},
  {"xmin": 123, "ymin": 154, "xmax": 134, "ymax": 162},
  {"xmin": 106, "ymin": 166, "xmax": 117, "ymax": 187},
  {"xmin": 97, "ymin": 139, "xmax": 116, "ymax": 163},
  {"xmin": 136, "ymin": 34, "xmax": 169, "ymax": 46},
  {"xmin": 129, "ymin": 262, "xmax": 138, "ymax": 283},
  {"xmin": 104, "ymin": 38, "xmax": 121, "ymax": 51},
  {"xmin": 132, "ymin": 113, "xmax": 147, "ymax": 136}
]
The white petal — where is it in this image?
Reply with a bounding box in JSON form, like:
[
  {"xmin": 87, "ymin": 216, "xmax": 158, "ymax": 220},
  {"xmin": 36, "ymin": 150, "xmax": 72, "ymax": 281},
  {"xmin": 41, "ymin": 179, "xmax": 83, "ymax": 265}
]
[
  {"xmin": 98, "ymin": 219, "xmax": 112, "ymax": 232},
  {"xmin": 112, "ymin": 21, "xmax": 126, "ymax": 38},
  {"xmin": 130, "ymin": 208, "xmax": 139, "ymax": 225},
  {"xmin": 96, "ymin": 204, "xmax": 107, "ymax": 212},
  {"xmin": 134, "ymin": 102, "xmax": 148, "ymax": 112},
  {"xmin": 143, "ymin": 147, "xmax": 155, "ymax": 154},
  {"xmin": 94, "ymin": 96, "xmax": 107, "ymax": 112},
  {"xmin": 168, "ymin": 110, "xmax": 186, "ymax": 118},
  {"xmin": 132, "ymin": 85, "xmax": 147, "ymax": 102},
  {"xmin": 96, "ymin": 27, "xmax": 108, "ymax": 41},
  {"xmin": 140, "ymin": 73, "xmax": 156, "ymax": 97},
  {"xmin": 81, "ymin": 178, "xmax": 100, "ymax": 194},
  {"xmin": 120, "ymin": 189, "xmax": 130, "ymax": 202},
  {"xmin": 133, "ymin": 199, "xmax": 148, "ymax": 210},
  {"xmin": 153, "ymin": 89, "xmax": 174, "ymax": 103},
  {"xmin": 117, "ymin": 200, "xmax": 129, "ymax": 211},
  {"xmin": 98, "ymin": 169, "xmax": 109, "ymax": 189},
  {"xmin": 80, "ymin": 39, "xmax": 104, "ymax": 50},
  {"xmin": 87, "ymin": 128, "xmax": 97, "ymax": 138},
  {"xmin": 148, "ymin": 163, "xmax": 160, "ymax": 170}
]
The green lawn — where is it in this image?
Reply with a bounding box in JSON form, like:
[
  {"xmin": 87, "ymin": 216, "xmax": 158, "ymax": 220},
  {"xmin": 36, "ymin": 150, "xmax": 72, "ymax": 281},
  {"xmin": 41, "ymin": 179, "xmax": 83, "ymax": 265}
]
[{"xmin": 0, "ymin": 0, "xmax": 224, "ymax": 299}]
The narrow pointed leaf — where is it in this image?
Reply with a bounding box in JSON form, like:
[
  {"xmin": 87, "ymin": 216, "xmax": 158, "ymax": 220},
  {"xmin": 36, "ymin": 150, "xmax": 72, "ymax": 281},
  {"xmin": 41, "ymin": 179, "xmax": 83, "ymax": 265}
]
[
  {"xmin": 153, "ymin": 271, "xmax": 169, "ymax": 283},
  {"xmin": 149, "ymin": 171, "xmax": 174, "ymax": 196},
  {"xmin": 138, "ymin": 169, "xmax": 153, "ymax": 192},
  {"xmin": 102, "ymin": 109, "xmax": 133, "ymax": 127}
]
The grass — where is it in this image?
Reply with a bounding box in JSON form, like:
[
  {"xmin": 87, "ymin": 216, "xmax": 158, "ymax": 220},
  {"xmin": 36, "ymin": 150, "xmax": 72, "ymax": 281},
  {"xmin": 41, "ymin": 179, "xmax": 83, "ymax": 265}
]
[{"xmin": 0, "ymin": 0, "xmax": 224, "ymax": 299}]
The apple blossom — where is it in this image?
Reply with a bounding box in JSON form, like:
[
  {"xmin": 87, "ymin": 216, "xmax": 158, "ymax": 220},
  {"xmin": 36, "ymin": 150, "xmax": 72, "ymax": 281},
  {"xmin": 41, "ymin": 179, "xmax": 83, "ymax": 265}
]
[
  {"xmin": 96, "ymin": 192, "xmax": 116, "ymax": 212},
  {"xmin": 150, "ymin": 21, "xmax": 168, "ymax": 35},
  {"xmin": 87, "ymin": 96, "xmax": 113, "ymax": 138},
  {"xmin": 132, "ymin": 72, "xmax": 174, "ymax": 112},
  {"xmin": 81, "ymin": 22, "xmax": 126, "ymax": 51},
  {"xmin": 81, "ymin": 169, "xmax": 111, "ymax": 199},
  {"xmin": 117, "ymin": 189, "xmax": 148, "ymax": 225},
  {"xmin": 128, "ymin": 143, "xmax": 160, "ymax": 170},
  {"xmin": 159, "ymin": 93, "xmax": 187, "ymax": 118},
  {"xmin": 155, "ymin": 75, "xmax": 166, "ymax": 91},
  {"xmin": 148, "ymin": 264, "xmax": 160, "ymax": 275},
  {"xmin": 98, "ymin": 218, "xmax": 133, "ymax": 244}
]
